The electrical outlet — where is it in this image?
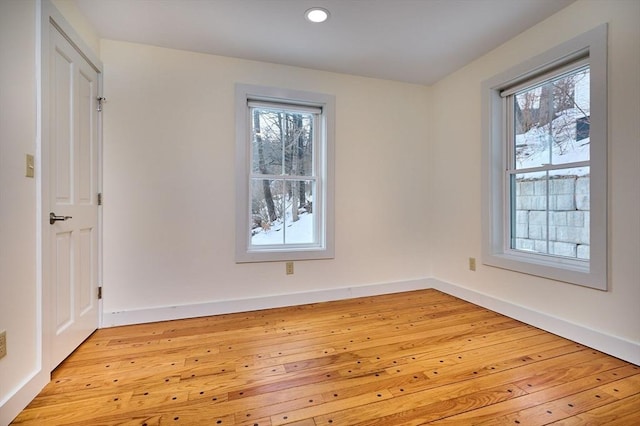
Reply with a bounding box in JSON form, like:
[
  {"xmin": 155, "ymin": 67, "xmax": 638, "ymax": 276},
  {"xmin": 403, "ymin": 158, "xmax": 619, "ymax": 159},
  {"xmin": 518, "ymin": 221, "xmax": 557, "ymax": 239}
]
[
  {"xmin": 469, "ymin": 257, "xmax": 476, "ymax": 271},
  {"xmin": 0, "ymin": 330, "xmax": 6, "ymax": 359},
  {"xmin": 286, "ymin": 261, "xmax": 294, "ymax": 275}
]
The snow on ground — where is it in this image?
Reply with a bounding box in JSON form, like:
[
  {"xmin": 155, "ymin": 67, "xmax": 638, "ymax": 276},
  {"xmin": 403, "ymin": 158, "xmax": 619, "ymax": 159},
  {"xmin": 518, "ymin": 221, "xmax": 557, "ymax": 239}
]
[
  {"xmin": 515, "ymin": 110, "xmax": 590, "ymax": 176},
  {"xmin": 252, "ymin": 211, "xmax": 314, "ymax": 245}
]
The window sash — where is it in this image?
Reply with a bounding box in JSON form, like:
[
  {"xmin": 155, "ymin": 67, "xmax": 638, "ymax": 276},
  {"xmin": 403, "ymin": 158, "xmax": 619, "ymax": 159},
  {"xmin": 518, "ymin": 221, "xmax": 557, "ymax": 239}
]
[
  {"xmin": 247, "ymin": 177, "xmax": 320, "ymax": 250},
  {"xmin": 505, "ymin": 64, "xmax": 591, "ymax": 172},
  {"xmin": 249, "ymin": 106, "xmax": 319, "ymax": 178},
  {"xmin": 504, "ymin": 169, "xmax": 591, "ymax": 264}
]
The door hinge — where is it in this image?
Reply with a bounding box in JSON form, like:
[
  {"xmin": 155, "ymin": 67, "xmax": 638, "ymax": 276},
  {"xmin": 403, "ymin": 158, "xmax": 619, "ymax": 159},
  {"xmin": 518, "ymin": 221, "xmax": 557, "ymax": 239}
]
[
  {"xmin": 97, "ymin": 193, "xmax": 103, "ymax": 206},
  {"xmin": 98, "ymin": 286, "xmax": 103, "ymax": 300},
  {"xmin": 97, "ymin": 96, "xmax": 106, "ymax": 112}
]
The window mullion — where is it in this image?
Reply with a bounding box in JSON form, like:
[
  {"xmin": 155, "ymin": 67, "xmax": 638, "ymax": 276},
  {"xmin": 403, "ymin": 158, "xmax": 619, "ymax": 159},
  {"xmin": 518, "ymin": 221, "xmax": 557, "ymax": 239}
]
[
  {"xmin": 545, "ymin": 171, "xmax": 550, "ymax": 255},
  {"xmin": 281, "ymin": 178, "xmax": 287, "ymax": 244},
  {"xmin": 547, "ymin": 85, "xmax": 554, "ymax": 167}
]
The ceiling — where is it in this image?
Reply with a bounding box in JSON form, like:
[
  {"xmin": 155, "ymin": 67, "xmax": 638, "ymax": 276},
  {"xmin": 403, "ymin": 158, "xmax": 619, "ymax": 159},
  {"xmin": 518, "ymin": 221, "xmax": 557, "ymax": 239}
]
[{"xmin": 74, "ymin": 0, "xmax": 576, "ymax": 86}]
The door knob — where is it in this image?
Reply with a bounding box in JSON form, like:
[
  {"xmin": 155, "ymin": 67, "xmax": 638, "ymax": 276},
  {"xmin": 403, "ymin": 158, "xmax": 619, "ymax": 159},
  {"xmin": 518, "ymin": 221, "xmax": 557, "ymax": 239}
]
[{"xmin": 50, "ymin": 212, "xmax": 72, "ymax": 225}]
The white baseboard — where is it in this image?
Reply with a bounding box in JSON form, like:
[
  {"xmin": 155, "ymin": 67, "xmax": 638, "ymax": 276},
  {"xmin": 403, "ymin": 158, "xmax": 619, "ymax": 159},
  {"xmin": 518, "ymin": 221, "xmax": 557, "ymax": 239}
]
[
  {"xmin": 427, "ymin": 278, "xmax": 640, "ymax": 366},
  {"xmin": 0, "ymin": 366, "xmax": 49, "ymax": 426},
  {"xmin": 101, "ymin": 278, "xmax": 431, "ymax": 327}
]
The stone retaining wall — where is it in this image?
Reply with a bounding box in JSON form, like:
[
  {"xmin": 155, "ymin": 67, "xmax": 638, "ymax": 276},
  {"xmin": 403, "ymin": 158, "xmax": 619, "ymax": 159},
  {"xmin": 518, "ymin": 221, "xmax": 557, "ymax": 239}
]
[{"xmin": 514, "ymin": 175, "xmax": 590, "ymax": 259}]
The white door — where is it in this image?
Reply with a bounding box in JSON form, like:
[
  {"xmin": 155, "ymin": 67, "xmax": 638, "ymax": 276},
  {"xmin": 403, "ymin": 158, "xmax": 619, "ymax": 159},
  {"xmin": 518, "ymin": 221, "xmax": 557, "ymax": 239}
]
[{"xmin": 48, "ymin": 24, "xmax": 100, "ymax": 368}]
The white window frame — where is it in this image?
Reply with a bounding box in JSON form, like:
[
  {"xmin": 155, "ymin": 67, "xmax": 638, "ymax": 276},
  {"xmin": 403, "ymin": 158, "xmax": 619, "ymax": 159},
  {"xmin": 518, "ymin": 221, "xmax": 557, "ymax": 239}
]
[
  {"xmin": 481, "ymin": 24, "xmax": 608, "ymax": 290},
  {"xmin": 235, "ymin": 84, "xmax": 335, "ymax": 263}
]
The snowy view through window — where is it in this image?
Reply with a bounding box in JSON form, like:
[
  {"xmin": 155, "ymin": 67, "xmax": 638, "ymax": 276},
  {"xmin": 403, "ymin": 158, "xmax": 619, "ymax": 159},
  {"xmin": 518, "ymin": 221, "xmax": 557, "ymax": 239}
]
[
  {"xmin": 511, "ymin": 66, "xmax": 590, "ymax": 259},
  {"xmin": 250, "ymin": 105, "xmax": 317, "ymax": 246}
]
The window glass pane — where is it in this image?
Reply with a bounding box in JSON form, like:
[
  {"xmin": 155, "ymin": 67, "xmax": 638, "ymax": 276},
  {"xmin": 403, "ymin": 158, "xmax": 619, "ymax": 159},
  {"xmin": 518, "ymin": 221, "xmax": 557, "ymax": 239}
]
[
  {"xmin": 549, "ymin": 167, "xmax": 590, "ymax": 259},
  {"xmin": 251, "ymin": 108, "xmax": 283, "ymax": 175},
  {"xmin": 513, "ymin": 67, "xmax": 590, "ymax": 169},
  {"xmin": 512, "ymin": 171, "xmax": 548, "ymax": 254},
  {"xmin": 251, "ymin": 108, "xmax": 314, "ymax": 176},
  {"xmin": 283, "ymin": 113, "xmax": 314, "ymax": 177},
  {"xmin": 284, "ymin": 180, "xmax": 316, "ymax": 244},
  {"xmin": 251, "ymin": 178, "xmax": 283, "ymax": 245},
  {"xmin": 551, "ymin": 68, "xmax": 590, "ymax": 165}
]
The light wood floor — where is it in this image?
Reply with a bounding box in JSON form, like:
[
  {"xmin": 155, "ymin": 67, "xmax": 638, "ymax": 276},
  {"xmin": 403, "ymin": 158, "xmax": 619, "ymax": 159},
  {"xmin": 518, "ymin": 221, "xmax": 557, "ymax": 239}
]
[{"xmin": 12, "ymin": 289, "xmax": 640, "ymax": 425}]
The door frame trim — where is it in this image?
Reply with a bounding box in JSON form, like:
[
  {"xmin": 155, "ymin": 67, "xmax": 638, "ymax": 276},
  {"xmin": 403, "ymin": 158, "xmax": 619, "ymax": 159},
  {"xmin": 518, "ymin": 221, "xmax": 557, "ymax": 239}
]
[{"xmin": 38, "ymin": 0, "xmax": 104, "ymax": 373}]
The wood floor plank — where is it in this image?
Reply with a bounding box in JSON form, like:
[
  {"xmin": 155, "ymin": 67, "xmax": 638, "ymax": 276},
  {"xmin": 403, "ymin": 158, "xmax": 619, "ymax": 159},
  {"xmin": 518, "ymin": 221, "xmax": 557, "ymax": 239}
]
[
  {"xmin": 11, "ymin": 289, "xmax": 639, "ymax": 425},
  {"xmin": 548, "ymin": 393, "xmax": 640, "ymax": 425},
  {"xmin": 429, "ymin": 364, "xmax": 639, "ymax": 425},
  {"xmin": 310, "ymin": 351, "xmax": 630, "ymax": 425},
  {"xmin": 312, "ymin": 379, "xmax": 528, "ymax": 425}
]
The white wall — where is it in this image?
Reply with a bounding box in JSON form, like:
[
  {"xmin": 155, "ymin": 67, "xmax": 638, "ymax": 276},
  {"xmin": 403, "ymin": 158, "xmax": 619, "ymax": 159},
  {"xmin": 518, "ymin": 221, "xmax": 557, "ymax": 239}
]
[
  {"xmin": 100, "ymin": 40, "xmax": 432, "ymax": 320},
  {"xmin": 0, "ymin": 1, "xmax": 43, "ymax": 423},
  {"xmin": 429, "ymin": 0, "xmax": 640, "ymax": 347}
]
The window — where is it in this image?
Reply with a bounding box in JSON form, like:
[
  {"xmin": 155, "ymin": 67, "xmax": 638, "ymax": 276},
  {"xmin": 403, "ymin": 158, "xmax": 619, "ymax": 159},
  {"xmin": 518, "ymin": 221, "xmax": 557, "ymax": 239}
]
[
  {"xmin": 235, "ymin": 84, "xmax": 335, "ymax": 262},
  {"xmin": 481, "ymin": 25, "xmax": 607, "ymax": 290}
]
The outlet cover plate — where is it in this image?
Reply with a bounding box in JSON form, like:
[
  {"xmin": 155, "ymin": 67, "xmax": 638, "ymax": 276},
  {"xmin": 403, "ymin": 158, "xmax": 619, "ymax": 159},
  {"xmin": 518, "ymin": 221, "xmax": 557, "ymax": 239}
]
[
  {"xmin": 26, "ymin": 154, "xmax": 35, "ymax": 178},
  {"xmin": 0, "ymin": 330, "xmax": 6, "ymax": 359}
]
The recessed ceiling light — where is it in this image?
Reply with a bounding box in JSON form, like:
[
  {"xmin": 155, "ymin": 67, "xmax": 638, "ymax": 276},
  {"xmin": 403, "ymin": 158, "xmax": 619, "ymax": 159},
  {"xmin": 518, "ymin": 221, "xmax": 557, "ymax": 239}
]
[{"xmin": 305, "ymin": 7, "xmax": 330, "ymax": 23}]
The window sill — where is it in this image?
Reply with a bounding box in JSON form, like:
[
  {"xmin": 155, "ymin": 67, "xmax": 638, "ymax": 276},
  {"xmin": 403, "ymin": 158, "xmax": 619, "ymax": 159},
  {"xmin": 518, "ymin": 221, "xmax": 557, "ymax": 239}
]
[
  {"xmin": 482, "ymin": 250, "xmax": 605, "ymax": 290},
  {"xmin": 236, "ymin": 246, "xmax": 334, "ymax": 263}
]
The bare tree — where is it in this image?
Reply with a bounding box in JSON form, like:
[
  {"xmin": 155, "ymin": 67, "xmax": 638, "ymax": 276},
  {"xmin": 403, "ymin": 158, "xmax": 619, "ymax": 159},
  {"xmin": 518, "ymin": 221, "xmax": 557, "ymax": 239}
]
[
  {"xmin": 515, "ymin": 69, "xmax": 590, "ymax": 162},
  {"xmin": 253, "ymin": 110, "xmax": 277, "ymax": 223}
]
